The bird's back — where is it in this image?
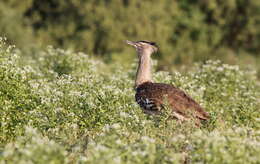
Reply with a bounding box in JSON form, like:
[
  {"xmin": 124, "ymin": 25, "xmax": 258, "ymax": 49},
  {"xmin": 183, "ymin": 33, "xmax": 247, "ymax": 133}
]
[{"xmin": 135, "ymin": 82, "xmax": 210, "ymax": 121}]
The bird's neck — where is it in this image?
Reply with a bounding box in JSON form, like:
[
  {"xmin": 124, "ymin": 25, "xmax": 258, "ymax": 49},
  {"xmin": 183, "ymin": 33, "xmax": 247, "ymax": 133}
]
[{"xmin": 135, "ymin": 52, "xmax": 152, "ymax": 88}]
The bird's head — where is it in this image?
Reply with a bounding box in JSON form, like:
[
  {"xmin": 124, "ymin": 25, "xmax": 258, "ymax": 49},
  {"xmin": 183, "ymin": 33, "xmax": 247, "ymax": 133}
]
[{"xmin": 125, "ymin": 40, "xmax": 158, "ymax": 56}]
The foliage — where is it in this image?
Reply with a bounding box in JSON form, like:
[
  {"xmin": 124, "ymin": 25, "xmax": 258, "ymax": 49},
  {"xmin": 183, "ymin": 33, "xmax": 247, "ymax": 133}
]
[
  {"xmin": 0, "ymin": 38, "xmax": 259, "ymax": 163},
  {"xmin": 2, "ymin": 127, "xmax": 67, "ymax": 164},
  {"xmin": 0, "ymin": 0, "xmax": 259, "ymax": 68}
]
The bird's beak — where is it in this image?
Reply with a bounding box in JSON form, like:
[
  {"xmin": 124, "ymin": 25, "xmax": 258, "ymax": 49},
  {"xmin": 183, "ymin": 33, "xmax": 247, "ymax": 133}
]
[{"xmin": 125, "ymin": 40, "xmax": 137, "ymax": 48}]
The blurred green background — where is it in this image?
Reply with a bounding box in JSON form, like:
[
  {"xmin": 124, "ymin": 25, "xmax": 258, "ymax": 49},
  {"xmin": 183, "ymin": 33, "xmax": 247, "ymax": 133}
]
[{"xmin": 0, "ymin": 0, "xmax": 259, "ymax": 74}]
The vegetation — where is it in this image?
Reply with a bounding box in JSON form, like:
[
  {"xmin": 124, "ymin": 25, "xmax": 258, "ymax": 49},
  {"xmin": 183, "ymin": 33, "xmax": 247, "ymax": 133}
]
[
  {"xmin": 0, "ymin": 0, "xmax": 259, "ymax": 163},
  {"xmin": 0, "ymin": 38, "xmax": 259, "ymax": 163},
  {"xmin": 0, "ymin": 0, "xmax": 259, "ymax": 72}
]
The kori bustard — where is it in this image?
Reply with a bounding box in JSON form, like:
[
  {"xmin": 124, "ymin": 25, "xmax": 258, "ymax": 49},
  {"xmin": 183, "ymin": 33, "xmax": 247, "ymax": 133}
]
[{"xmin": 126, "ymin": 40, "xmax": 210, "ymax": 124}]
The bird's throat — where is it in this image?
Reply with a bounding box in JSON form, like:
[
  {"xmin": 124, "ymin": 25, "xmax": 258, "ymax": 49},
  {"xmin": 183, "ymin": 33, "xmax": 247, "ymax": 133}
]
[{"xmin": 135, "ymin": 54, "xmax": 152, "ymax": 88}]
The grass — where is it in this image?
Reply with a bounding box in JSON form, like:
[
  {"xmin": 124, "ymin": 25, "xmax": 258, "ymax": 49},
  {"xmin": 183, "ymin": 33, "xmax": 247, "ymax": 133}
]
[{"xmin": 0, "ymin": 37, "xmax": 259, "ymax": 164}]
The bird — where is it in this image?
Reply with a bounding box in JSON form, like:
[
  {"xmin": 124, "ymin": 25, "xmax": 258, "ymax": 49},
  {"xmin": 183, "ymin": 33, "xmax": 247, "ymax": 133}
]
[{"xmin": 125, "ymin": 40, "xmax": 210, "ymax": 124}]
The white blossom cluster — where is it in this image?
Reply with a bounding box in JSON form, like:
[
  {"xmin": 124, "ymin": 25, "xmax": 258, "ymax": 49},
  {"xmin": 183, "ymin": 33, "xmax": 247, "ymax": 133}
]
[{"xmin": 0, "ymin": 38, "xmax": 259, "ymax": 163}]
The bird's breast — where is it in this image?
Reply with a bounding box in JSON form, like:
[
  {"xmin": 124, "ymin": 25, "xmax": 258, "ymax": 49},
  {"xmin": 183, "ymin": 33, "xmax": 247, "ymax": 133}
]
[{"xmin": 135, "ymin": 89, "xmax": 163, "ymax": 114}]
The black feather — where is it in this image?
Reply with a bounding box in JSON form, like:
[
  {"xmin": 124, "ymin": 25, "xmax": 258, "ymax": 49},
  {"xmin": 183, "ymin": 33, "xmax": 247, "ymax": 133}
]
[{"xmin": 138, "ymin": 40, "xmax": 158, "ymax": 47}]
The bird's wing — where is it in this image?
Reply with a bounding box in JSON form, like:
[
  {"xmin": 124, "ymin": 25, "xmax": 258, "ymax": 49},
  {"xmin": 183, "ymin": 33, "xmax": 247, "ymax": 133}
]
[
  {"xmin": 136, "ymin": 82, "xmax": 210, "ymax": 120},
  {"xmin": 167, "ymin": 88, "xmax": 210, "ymax": 120}
]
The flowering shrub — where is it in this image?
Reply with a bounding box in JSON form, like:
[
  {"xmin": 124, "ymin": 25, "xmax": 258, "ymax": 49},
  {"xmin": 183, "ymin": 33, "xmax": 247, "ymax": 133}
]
[
  {"xmin": 0, "ymin": 38, "xmax": 259, "ymax": 163},
  {"xmin": 2, "ymin": 127, "xmax": 67, "ymax": 164}
]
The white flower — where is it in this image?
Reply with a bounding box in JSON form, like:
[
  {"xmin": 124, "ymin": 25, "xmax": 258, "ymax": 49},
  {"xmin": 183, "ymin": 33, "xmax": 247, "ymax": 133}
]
[
  {"xmin": 111, "ymin": 123, "xmax": 120, "ymax": 129},
  {"xmin": 141, "ymin": 136, "xmax": 155, "ymax": 143}
]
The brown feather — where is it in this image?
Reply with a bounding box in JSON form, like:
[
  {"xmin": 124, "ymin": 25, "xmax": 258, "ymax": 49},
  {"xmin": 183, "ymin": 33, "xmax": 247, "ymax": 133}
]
[
  {"xmin": 126, "ymin": 40, "xmax": 210, "ymax": 124},
  {"xmin": 135, "ymin": 82, "xmax": 210, "ymax": 122}
]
